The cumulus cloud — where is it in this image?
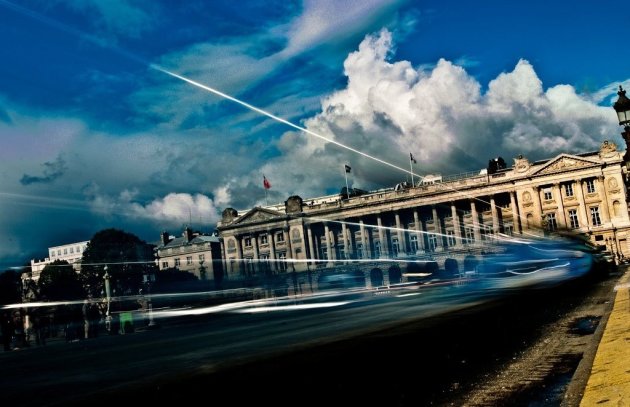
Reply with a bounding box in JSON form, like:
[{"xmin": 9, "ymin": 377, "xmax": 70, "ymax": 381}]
[{"xmin": 237, "ymin": 28, "xmax": 621, "ymax": 205}]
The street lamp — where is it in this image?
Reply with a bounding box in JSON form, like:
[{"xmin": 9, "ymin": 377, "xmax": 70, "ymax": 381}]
[
  {"xmin": 613, "ymin": 85, "xmax": 630, "ymax": 161},
  {"xmin": 103, "ymin": 266, "xmax": 112, "ymax": 332}
]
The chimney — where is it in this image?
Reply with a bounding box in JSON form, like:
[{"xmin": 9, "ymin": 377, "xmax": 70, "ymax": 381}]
[
  {"xmin": 160, "ymin": 231, "xmax": 170, "ymax": 246},
  {"xmin": 183, "ymin": 227, "xmax": 193, "ymax": 243}
]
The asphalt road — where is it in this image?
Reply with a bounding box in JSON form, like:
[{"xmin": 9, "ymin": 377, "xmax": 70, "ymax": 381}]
[{"xmin": 0, "ymin": 269, "xmax": 616, "ymax": 407}]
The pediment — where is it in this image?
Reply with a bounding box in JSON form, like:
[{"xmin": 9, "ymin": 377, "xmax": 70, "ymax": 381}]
[
  {"xmin": 531, "ymin": 154, "xmax": 600, "ymax": 176},
  {"xmin": 233, "ymin": 207, "xmax": 284, "ymax": 225}
]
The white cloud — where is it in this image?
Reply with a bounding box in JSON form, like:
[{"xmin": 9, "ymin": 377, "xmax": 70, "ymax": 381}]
[
  {"xmin": 63, "ymin": 0, "xmax": 156, "ymax": 39},
  {"xmin": 241, "ymin": 28, "xmax": 622, "ymax": 204}
]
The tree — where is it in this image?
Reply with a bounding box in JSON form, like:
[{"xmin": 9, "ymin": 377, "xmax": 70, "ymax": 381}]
[
  {"xmin": 0, "ymin": 269, "xmax": 22, "ymax": 305},
  {"xmin": 81, "ymin": 228, "xmax": 156, "ymax": 298},
  {"xmin": 38, "ymin": 260, "xmax": 85, "ymax": 301}
]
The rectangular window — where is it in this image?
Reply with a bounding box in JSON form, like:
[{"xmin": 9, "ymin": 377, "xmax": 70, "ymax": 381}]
[
  {"xmin": 58, "ymin": 250, "xmax": 61, "ymax": 255},
  {"xmin": 260, "ymin": 235, "xmax": 268, "ymax": 245},
  {"xmin": 198, "ymin": 254, "xmax": 205, "ymax": 263},
  {"xmin": 428, "ymin": 235, "xmax": 438, "ymax": 251},
  {"xmin": 586, "ymin": 179, "xmax": 596, "ymax": 194},
  {"xmin": 543, "ymin": 187, "xmax": 553, "ymax": 200},
  {"xmin": 503, "ymin": 224, "xmax": 513, "ymax": 236},
  {"xmin": 64, "ymin": 248, "xmax": 67, "ymax": 255},
  {"xmin": 564, "ymin": 183, "xmax": 574, "ymax": 197},
  {"xmin": 410, "ymin": 235, "xmax": 419, "ymax": 253},
  {"xmin": 51, "ymin": 251, "xmax": 55, "ymax": 257},
  {"xmin": 69, "ymin": 247, "xmax": 74, "ymax": 254},
  {"xmin": 278, "ymin": 252, "xmax": 287, "ymax": 271},
  {"xmin": 465, "ymin": 227, "xmax": 475, "ymax": 242},
  {"xmin": 162, "ymin": 261, "xmax": 169, "ymax": 269},
  {"xmin": 186, "ymin": 256, "xmax": 193, "ymax": 265},
  {"xmin": 546, "ymin": 213, "xmax": 558, "ymax": 231},
  {"xmin": 356, "ymin": 243, "xmax": 364, "ymax": 259},
  {"xmin": 590, "ymin": 206, "xmax": 602, "ymax": 226},
  {"xmin": 569, "ymin": 209, "xmax": 580, "ymax": 229},
  {"xmin": 391, "ymin": 238, "xmax": 399, "ymax": 257},
  {"xmin": 244, "ymin": 237, "xmax": 251, "ymax": 247},
  {"xmin": 446, "ymin": 230, "xmax": 456, "ymax": 247},
  {"xmin": 174, "ymin": 258, "xmax": 180, "ymax": 267},
  {"xmin": 276, "ymin": 232, "xmax": 284, "ymax": 242}
]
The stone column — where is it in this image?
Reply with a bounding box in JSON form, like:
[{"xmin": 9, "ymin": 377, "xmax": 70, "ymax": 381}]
[
  {"xmin": 395, "ymin": 212, "xmax": 407, "ymax": 256},
  {"xmin": 554, "ymin": 183, "xmax": 567, "ymax": 228},
  {"xmin": 414, "ymin": 210, "xmax": 426, "ymax": 252},
  {"xmin": 236, "ymin": 236, "xmax": 244, "ymax": 275},
  {"xmin": 307, "ymin": 225, "xmax": 316, "ymax": 266},
  {"xmin": 490, "ymin": 196, "xmax": 500, "ymax": 234},
  {"xmin": 360, "ymin": 220, "xmax": 369, "ymax": 259},
  {"xmin": 284, "ymin": 228, "xmax": 293, "ymax": 271},
  {"xmin": 432, "ymin": 206, "xmax": 444, "ymax": 250},
  {"xmin": 324, "ymin": 223, "xmax": 333, "ymax": 266},
  {"xmin": 575, "ymin": 179, "xmax": 589, "ymax": 228},
  {"xmin": 377, "ymin": 215, "xmax": 387, "ymax": 258},
  {"xmin": 471, "ymin": 200, "xmax": 481, "ymax": 242},
  {"xmin": 220, "ymin": 241, "xmax": 227, "ymax": 275},
  {"xmin": 451, "ymin": 202, "xmax": 462, "ymax": 246},
  {"xmin": 534, "ymin": 187, "xmax": 544, "ymax": 227},
  {"xmin": 510, "ymin": 192, "xmax": 522, "ymax": 234},
  {"xmin": 252, "ymin": 235, "xmax": 259, "ymax": 274},
  {"xmin": 598, "ymin": 176, "xmax": 611, "ymax": 222}
]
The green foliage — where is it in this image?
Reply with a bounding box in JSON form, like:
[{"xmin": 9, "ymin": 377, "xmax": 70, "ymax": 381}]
[
  {"xmin": 38, "ymin": 260, "xmax": 85, "ymax": 301},
  {"xmin": 0, "ymin": 269, "xmax": 22, "ymax": 305},
  {"xmin": 80, "ymin": 228, "xmax": 157, "ymax": 297}
]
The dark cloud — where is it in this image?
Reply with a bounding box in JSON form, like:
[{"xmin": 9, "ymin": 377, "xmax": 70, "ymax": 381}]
[{"xmin": 20, "ymin": 156, "xmax": 67, "ymax": 186}]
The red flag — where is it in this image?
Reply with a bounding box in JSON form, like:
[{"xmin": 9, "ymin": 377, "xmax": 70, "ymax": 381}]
[{"xmin": 263, "ymin": 175, "xmax": 271, "ymax": 190}]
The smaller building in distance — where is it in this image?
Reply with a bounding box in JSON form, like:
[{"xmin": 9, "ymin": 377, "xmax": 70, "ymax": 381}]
[
  {"xmin": 155, "ymin": 227, "xmax": 223, "ymax": 281},
  {"xmin": 29, "ymin": 240, "xmax": 90, "ymax": 281}
]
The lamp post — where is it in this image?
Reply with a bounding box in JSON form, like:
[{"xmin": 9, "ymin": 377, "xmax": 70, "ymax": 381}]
[
  {"xmin": 613, "ymin": 85, "xmax": 630, "ymax": 162},
  {"xmin": 103, "ymin": 266, "xmax": 112, "ymax": 333}
]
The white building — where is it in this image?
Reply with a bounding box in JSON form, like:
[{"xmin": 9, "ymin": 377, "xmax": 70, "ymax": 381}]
[{"xmin": 29, "ymin": 240, "xmax": 90, "ymax": 281}]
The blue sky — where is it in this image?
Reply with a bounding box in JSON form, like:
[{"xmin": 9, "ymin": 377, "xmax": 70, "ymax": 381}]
[{"xmin": 1, "ymin": 0, "xmax": 629, "ymax": 270}]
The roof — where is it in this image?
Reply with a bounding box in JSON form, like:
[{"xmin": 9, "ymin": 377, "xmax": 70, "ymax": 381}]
[{"xmin": 157, "ymin": 234, "xmax": 220, "ymax": 249}]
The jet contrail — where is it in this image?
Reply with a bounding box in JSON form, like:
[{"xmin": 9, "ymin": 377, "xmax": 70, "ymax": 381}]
[{"xmin": 151, "ymin": 65, "xmax": 414, "ymax": 177}]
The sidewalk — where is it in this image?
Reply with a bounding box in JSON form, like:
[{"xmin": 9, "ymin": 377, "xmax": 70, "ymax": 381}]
[{"xmin": 579, "ymin": 269, "xmax": 630, "ymax": 406}]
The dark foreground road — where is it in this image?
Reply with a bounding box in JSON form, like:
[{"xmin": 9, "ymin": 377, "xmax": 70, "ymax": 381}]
[{"xmin": 1, "ymin": 269, "xmax": 618, "ymax": 407}]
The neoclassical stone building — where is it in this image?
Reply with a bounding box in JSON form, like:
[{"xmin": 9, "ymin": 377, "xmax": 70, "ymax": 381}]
[{"xmin": 217, "ymin": 141, "xmax": 630, "ymax": 277}]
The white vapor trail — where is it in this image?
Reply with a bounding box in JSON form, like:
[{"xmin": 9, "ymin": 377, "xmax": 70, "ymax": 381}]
[{"xmin": 152, "ymin": 65, "xmax": 414, "ymax": 177}]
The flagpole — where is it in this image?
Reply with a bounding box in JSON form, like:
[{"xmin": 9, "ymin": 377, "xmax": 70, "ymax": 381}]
[{"xmin": 409, "ymin": 155, "xmax": 415, "ymax": 187}]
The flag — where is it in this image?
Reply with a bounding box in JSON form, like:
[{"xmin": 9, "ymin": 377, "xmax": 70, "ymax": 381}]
[
  {"xmin": 410, "ymin": 153, "xmax": 417, "ymax": 164},
  {"xmin": 344, "ymin": 164, "xmax": 351, "ymax": 173},
  {"xmin": 263, "ymin": 175, "xmax": 271, "ymax": 190}
]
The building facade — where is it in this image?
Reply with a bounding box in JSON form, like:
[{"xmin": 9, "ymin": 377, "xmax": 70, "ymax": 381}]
[
  {"xmin": 218, "ymin": 141, "xmax": 630, "ymax": 277},
  {"xmin": 29, "ymin": 240, "xmax": 90, "ymax": 281},
  {"xmin": 155, "ymin": 227, "xmax": 224, "ymax": 281}
]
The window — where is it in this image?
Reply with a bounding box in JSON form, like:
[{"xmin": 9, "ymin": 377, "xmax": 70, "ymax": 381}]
[
  {"xmin": 186, "ymin": 256, "xmax": 193, "ymax": 265},
  {"xmin": 64, "ymin": 248, "xmax": 67, "ymax": 255},
  {"xmin": 586, "ymin": 179, "xmax": 596, "ymax": 194},
  {"xmin": 545, "ymin": 213, "xmax": 558, "ymax": 231},
  {"xmin": 50, "ymin": 251, "xmax": 55, "ymax": 257},
  {"xmin": 198, "ymin": 254, "xmax": 205, "ymax": 263},
  {"xmin": 276, "ymin": 232, "xmax": 284, "ymax": 242},
  {"xmin": 244, "ymin": 237, "xmax": 251, "ymax": 247},
  {"xmin": 564, "ymin": 183, "xmax": 574, "ymax": 197},
  {"xmin": 464, "ymin": 227, "xmax": 475, "ymax": 242},
  {"xmin": 278, "ymin": 252, "xmax": 287, "ymax": 271},
  {"xmin": 373, "ymin": 241, "xmax": 381, "ymax": 258},
  {"xmin": 569, "ymin": 209, "xmax": 580, "ymax": 229},
  {"xmin": 503, "ymin": 224, "xmax": 513, "ymax": 236},
  {"xmin": 69, "ymin": 247, "xmax": 74, "ymax": 254},
  {"xmin": 58, "ymin": 250, "xmax": 61, "ymax": 255},
  {"xmin": 543, "ymin": 187, "xmax": 553, "ymax": 200},
  {"xmin": 391, "ymin": 237, "xmax": 399, "ymax": 257},
  {"xmin": 428, "ymin": 235, "xmax": 438, "ymax": 251},
  {"xmin": 260, "ymin": 235, "xmax": 268, "ymax": 245},
  {"xmin": 446, "ymin": 230, "xmax": 456, "ymax": 247},
  {"xmin": 77, "ymin": 246, "xmax": 81, "ymax": 253},
  {"xmin": 162, "ymin": 261, "xmax": 169, "ymax": 268},
  {"xmin": 356, "ymin": 243, "xmax": 364, "ymax": 259},
  {"xmin": 410, "ymin": 235, "xmax": 419, "ymax": 253},
  {"xmin": 590, "ymin": 206, "xmax": 602, "ymax": 226},
  {"xmin": 174, "ymin": 258, "xmax": 180, "ymax": 267}
]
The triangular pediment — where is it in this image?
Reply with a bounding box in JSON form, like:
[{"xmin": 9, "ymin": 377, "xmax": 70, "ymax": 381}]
[
  {"xmin": 233, "ymin": 207, "xmax": 284, "ymax": 225},
  {"xmin": 531, "ymin": 154, "xmax": 600, "ymax": 176}
]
